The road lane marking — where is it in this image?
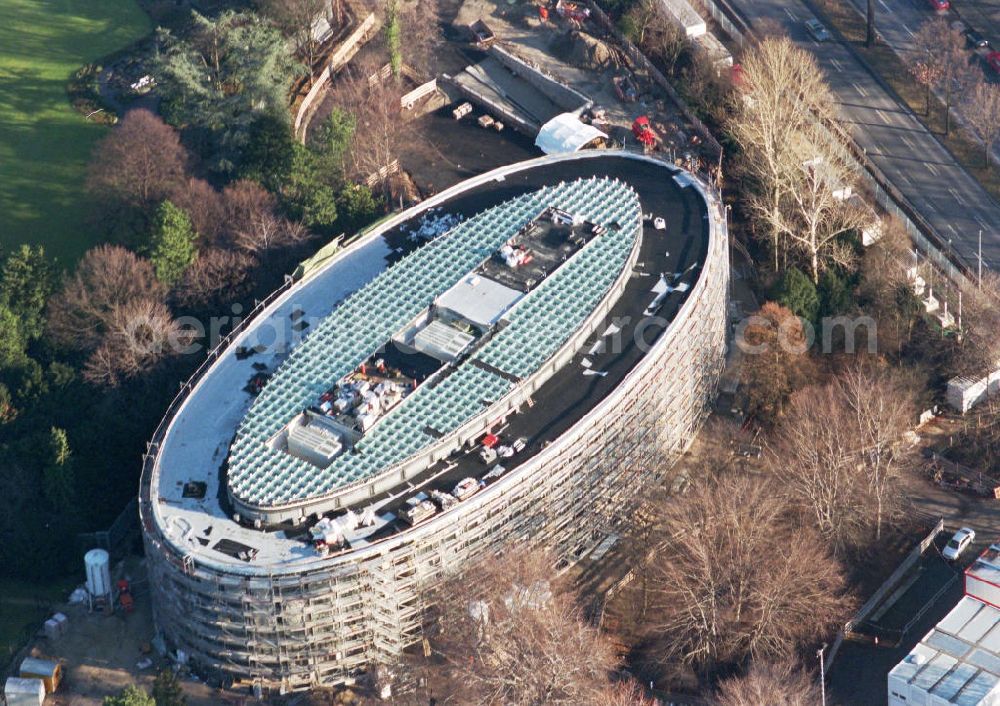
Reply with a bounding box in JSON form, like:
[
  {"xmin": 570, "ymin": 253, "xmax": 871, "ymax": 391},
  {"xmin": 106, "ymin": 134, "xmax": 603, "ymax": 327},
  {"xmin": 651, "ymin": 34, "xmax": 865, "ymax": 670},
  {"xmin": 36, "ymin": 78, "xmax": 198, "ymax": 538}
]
[
  {"xmin": 831, "ymin": 58, "xmax": 843, "ymax": 71},
  {"xmin": 902, "ymin": 23, "xmax": 914, "ymax": 37},
  {"xmin": 784, "ymin": 8, "xmax": 798, "ymax": 20},
  {"xmin": 927, "ymin": 163, "xmax": 939, "ymax": 176},
  {"xmin": 852, "ymin": 82, "xmax": 868, "ymax": 97},
  {"xmin": 949, "ymin": 187, "xmax": 967, "ymax": 206},
  {"xmin": 879, "ymin": 0, "xmax": 890, "ymax": 11},
  {"xmin": 902, "ymin": 135, "xmax": 915, "ymax": 150},
  {"xmin": 877, "ymin": 110, "xmax": 891, "ymax": 124}
]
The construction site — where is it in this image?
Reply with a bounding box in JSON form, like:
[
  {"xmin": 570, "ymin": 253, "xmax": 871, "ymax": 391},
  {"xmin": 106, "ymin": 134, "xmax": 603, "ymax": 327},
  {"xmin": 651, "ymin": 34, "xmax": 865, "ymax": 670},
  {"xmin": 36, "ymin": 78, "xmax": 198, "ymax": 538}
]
[{"xmin": 137, "ymin": 151, "xmax": 730, "ymax": 694}]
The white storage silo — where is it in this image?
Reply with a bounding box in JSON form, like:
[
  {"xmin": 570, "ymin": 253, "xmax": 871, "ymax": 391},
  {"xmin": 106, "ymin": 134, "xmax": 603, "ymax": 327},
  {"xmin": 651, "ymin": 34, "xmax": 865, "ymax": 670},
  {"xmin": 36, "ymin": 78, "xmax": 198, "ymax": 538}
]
[{"xmin": 84, "ymin": 548, "xmax": 111, "ymax": 600}]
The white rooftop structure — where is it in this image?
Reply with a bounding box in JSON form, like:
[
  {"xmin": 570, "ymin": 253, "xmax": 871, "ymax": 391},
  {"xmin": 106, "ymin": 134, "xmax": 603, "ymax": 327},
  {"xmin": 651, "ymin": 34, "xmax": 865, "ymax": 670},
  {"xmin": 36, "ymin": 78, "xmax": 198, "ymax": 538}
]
[
  {"xmin": 968, "ymin": 545, "xmax": 1000, "ymax": 611},
  {"xmin": 657, "ymin": 0, "xmax": 707, "ymax": 37},
  {"xmin": 534, "ymin": 113, "xmax": 607, "ymax": 155},
  {"xmin": 889, "ymin": 596, "xmax": 1000, "ymax": 706},
  {"xmin": 436, "ymin": 274, "xmax": 524, "ymax": 329}
]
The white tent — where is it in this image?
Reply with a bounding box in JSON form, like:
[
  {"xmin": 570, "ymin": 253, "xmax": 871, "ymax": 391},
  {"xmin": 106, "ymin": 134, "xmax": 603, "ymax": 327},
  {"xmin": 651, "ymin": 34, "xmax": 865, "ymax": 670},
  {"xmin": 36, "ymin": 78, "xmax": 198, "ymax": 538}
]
[{"xmin": 535, "ymin": 113, "xmax": 607, "ymax": 155}]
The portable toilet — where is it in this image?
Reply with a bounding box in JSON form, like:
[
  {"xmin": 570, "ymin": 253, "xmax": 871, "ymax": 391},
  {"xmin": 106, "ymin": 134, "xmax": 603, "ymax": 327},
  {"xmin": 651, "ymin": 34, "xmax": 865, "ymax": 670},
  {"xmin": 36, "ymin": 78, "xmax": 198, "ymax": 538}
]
[
  {"xmin": 19, "ymin": 656, "xmax": 62, "ymax": 693},
  {"xmin": 4, "ymin": 676, "xmax": 45, "ymax": 706}
]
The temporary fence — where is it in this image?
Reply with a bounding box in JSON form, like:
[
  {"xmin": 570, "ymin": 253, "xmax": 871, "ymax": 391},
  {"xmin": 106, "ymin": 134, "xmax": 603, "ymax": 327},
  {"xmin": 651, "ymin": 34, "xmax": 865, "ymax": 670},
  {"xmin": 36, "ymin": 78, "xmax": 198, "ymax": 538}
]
[
  {"xmin": 845, "ymin": 519, "xmax": 945, "ymax": 634},
  {"xmin": 585, "ymin": 0, "xmax": 723, "ymax": 160},
  {"xmin": 293, "ymin": 12, "xmax": 379, "ymax": 140}
]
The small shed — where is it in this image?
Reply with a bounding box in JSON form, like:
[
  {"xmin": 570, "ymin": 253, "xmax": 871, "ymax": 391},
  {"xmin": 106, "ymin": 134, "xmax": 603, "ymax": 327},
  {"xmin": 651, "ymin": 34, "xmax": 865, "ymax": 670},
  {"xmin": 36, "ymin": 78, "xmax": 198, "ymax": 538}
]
[
  {"xmin": 4, "ymin": 676, "xmax": 45, "ymax": 706},
  {"xmin": 20, "ymin": 656, "xmax": 62, "ymax": 694}
]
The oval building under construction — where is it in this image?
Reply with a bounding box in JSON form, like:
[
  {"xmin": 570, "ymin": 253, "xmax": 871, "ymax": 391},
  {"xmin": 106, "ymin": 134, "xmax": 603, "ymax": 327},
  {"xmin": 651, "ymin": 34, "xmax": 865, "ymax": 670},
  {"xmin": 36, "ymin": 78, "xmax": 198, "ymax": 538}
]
[{"xmin": 139, "ymin": 151, "xmax": 731, "ymax": 693}]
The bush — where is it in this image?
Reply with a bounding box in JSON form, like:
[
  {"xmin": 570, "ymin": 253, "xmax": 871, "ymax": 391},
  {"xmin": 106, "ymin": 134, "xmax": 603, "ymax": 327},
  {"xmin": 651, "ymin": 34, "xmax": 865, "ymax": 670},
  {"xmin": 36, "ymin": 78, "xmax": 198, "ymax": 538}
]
[
  {"xmin": 772, "ymin": 267, "xmax": 819, "ymax": 324},
  {"xmin": 818, "ymin": 268, "xmax": 854, "ymax": 319},
  {"xmin": 66, "ymin": 64, "xmax": 118, "ymax": 125}
]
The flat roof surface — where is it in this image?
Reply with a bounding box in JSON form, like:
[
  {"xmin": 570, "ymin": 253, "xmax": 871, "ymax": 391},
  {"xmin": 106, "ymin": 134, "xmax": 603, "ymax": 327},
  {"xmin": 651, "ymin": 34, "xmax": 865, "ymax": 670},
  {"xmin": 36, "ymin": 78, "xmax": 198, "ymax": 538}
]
[
  {"xmin": 891, "ymin": 596, "xmax": 1000, "ymax": 705},
  {"xmin": 149, "ymin": 153, "xmax": 714, "ymax": 572},
  {"xmin": 436, "ymin": 275, "xmax": 523, "ymax": 328},
  {"xmin": 227, "ymin": 177, "xmax": 642, "ymax": 507}
]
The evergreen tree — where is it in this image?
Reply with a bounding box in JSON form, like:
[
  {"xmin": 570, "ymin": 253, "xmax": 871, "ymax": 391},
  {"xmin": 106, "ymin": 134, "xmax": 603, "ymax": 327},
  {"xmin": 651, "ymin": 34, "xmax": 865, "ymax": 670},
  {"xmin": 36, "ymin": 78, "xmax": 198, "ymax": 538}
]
[
  {"xmin": 0, "ymin": 303, "xmax": 26, "ymax": 368},
  {"xmin": 337, "ymin": 183, "xmax": 380, "ymax": 232},
  {"xmin": 154, "ymin": 11, "xmax": 305, "ymax": 172},
  {"xmin": 0, "ymin": 245, "xmax": 53, "ymax": 342},
  {"xmin": 103, "ymin": 685, "xmax": 156, "ymax": 706},
  {"xmin": 152, "ymin": 668, "xmax": 187, "ymax": 706},
  {"xmin": 282, "ymin": 145, "xmax": 338, "ymax": 232},
  {"xmin": 385, "ymin": 0, "xmax": 402, "ymax": 77},
  {"xmin": 149, "ymin": 201, "xmax": 198, "ymax": 287},
  {"xmin": 772, "ymin": 267, "xmax": 819, "ymax": 324},
  {"xmin": 311, "ymin": 108, "xmax": 355, "ymax": 179},
  {"xmin": 43, "ymin": 427, "xmax": 75, "ymax": 513},
  {"xmin": 818, "ymin": 269, "xmax": 853, "ymax": 319},
  {"xmin": 238, "ymin": 113, "xmax": 297, "ymax": 193}
]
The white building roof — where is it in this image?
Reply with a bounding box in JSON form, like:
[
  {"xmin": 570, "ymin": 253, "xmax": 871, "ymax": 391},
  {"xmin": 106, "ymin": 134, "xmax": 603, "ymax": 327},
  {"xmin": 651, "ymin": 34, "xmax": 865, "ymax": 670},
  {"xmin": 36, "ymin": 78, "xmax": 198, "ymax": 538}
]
[
  {"xmin": 969, "ymin": 546, "xmax": 1000, "ymax": 594},
  {"xmin": 535, "ymin": 113, "xmax": 607, "ymax": 155},
  {"xmin": 436, "ymin": 274, "xmax": 524, "ymax": 328},
  {"xmin": 890, "ymin": 597, "xmax": 1000, "ymax": 705}
]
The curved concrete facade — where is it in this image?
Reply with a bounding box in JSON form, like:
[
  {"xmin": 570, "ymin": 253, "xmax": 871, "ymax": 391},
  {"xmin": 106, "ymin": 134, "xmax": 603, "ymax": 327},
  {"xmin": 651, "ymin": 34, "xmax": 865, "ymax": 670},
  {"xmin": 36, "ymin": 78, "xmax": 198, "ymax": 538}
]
[{"xmin": 139, "ymin": 152, "xmax": 729, "ymax": 693}]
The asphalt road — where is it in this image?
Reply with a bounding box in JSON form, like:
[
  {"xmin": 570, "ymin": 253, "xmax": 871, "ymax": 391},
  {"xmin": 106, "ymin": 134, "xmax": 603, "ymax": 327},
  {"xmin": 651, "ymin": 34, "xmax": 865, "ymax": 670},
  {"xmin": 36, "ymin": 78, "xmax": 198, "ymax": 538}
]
[{"xmin": 726, "ymin": 0, "xmax": 1000, "ymax": 271}]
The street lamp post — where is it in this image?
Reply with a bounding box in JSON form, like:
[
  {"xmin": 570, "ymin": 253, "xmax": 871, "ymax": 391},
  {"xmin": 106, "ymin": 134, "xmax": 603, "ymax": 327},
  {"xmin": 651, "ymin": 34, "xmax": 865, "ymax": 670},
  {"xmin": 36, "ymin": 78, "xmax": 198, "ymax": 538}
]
[{"xmin": 818, "ymin": 642, "xmax": 828, "ymax": 706}]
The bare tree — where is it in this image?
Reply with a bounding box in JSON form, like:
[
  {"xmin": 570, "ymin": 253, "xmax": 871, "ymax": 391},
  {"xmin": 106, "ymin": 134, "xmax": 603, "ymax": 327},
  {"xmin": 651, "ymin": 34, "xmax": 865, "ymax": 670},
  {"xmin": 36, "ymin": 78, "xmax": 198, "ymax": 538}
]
[
  {"xmin": 950, "ymin": 273, "xmax": 1000, "ymax": 379},
  {"xmin": 858, "ymin": 217, "xmax": 922, "ymax": 356},
  {"xmin": 168, "ymin": 177, "xmax": 227, "ymax": 246},
  {"xmin": 328, "ymin": 58, "xmax": 407, "ymax": 185},
  {"xmin": 913, "ymin": 18, "xmax": 974, "ymax": 135},
  {"xmin": 755, "ymin": 129, "xmax": 867, "ymax": 282},
  {"xmin": 87, "ymin": 109, "xmax": 189, "ymax": 236},
  {"xmin": 622, "ymin": 0, "xmax": 688, "ymax": 75},
  {"xmin": 771, "ymin": 363, "xmax": 916, "ymax": 551},
  {"xmin": 840, "ymin": 364, "xmax": 917, "ymax": 540},
  {"xmin": 255, "ymin": 0, "xmax": 330, "ymax": 72},
  {"xmin": 417, "ymin": 550, "xmax": 621, "ymax": 705},
  {"xmin": 82, "ymin": 299, "xmax": 187, "ymax": 386},
  {"xmin": 910, "ymin": 53, "xmax": 944, "ymax": 117},
  {"xmin": 964, "ymin": 79, "xmax": 1000, "ymax": 169},
  {"xmin": 728, "ymin": 37, "xmax": 835, "ymax": 270},
  {"xmin": 47, "ymin": 245, "xmax": 165, "ymax": 353},
  {"xmin": 714, "ymin": 662, "xmax": 822, "ymax": 706},
  {"xmin": 222, "ymin": 180, "xmax": 310, "ymax": 253},
  {"xmin": 174, "ymin": 248, "xmax": 257, "ymax": 311},
  {"xmin": 398, "ymin": 0, "xmax": 442, "ymax": 75},
  {"xmin": 640, "ymin": 472, "xmax": 850, "ymax": 679}
]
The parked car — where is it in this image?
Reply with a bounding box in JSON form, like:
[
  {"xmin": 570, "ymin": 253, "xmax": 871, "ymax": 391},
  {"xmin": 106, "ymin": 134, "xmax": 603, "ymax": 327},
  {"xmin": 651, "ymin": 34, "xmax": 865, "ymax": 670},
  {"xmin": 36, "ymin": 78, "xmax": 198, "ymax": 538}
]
[
  {"xmin": 805, "ymin": 18, "xmax": 831, "ymax": 42},
  {"xmin": 965, "ymin": 27, "xmax": 990, "ymax": 49},
  {"xmin": 928, "ymin": 0, "xmax": 950, "ymax": 11},
  {"xmin": 987, "ymin": 51, "xmax": 1000, "ymax": 73},
  {"xmin": 943, "ymin": 527, "xmax": 976, "ymax": 560}
]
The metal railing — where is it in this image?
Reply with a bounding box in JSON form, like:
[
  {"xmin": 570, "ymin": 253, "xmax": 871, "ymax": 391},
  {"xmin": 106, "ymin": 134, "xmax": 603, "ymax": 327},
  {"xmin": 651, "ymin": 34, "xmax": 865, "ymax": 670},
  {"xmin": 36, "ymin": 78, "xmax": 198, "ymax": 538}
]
[{"xmin": 845, "ymin": 518, "xmax": 944, "ymax": 634}]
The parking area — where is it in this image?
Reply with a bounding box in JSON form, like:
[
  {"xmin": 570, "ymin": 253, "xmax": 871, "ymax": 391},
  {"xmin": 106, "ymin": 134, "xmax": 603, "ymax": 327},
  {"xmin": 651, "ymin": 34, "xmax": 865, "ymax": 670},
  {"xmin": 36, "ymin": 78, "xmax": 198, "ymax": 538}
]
[{"xmin": 829, "ymin": 536, "xmax": 983, "ymax": 706}]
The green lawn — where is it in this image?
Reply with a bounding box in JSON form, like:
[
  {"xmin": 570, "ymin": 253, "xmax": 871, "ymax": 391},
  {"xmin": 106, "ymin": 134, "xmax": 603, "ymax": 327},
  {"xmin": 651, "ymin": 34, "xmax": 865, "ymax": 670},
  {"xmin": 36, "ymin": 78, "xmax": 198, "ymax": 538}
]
[
  {"xmin": 0, "ymin": 576, "xmax": 78, "ymax": 662},
  {"xmin": 0, "ymin": 0, "xmax": 150, "ymax": 264}
]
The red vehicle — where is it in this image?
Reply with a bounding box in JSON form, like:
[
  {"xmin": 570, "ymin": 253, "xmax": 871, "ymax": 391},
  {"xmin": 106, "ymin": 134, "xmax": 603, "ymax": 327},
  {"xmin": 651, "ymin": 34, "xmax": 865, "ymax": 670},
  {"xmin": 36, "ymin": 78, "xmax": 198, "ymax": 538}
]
[
  {"xmin": 928, "ymin": 0, "xmax": 949, "ymax": 11},
  {"xmin": 631, "ymin": 116, "xmax": 657, "ymax": 148},
  {"xmin": 988, "ymin": 51, "xmax": 1000, "ymax": 74}
]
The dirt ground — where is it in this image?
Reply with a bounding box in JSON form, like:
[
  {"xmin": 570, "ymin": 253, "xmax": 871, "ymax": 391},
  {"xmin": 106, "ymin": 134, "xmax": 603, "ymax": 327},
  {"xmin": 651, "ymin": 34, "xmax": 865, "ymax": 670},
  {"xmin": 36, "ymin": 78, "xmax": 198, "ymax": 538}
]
[{"xmin": 24, "ymin": 558, "xmax": 233, "ymax": 706}]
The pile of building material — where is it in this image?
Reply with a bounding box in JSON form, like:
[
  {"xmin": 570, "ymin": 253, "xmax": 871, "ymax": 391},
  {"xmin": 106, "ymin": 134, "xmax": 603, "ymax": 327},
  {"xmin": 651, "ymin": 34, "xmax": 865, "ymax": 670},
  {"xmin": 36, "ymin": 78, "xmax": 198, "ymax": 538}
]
[{"xmin": 566, "ymin": 30, "xmax": 618, "ymax": 70}]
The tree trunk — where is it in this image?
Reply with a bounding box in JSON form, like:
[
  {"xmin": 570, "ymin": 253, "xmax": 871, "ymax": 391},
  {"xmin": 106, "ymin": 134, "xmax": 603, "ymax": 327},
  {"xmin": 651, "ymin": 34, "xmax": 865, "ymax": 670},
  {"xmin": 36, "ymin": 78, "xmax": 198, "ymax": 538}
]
[{"xmin": 866, "ymin": 0, "xmax": 876, "ymax": 48}]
